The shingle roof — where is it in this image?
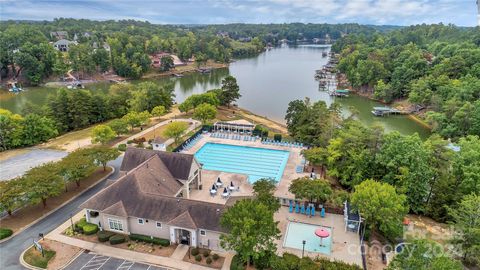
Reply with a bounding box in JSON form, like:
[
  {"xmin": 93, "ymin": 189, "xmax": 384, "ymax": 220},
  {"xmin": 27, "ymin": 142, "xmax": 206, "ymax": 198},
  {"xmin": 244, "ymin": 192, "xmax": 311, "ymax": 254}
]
[
  {"xmin": 121, "ymin": 147, "xmax": 194, "ymax": 180},
  {"xmin": 80, "ymin": 161, "xmax": 226, "ymax": 232},
  {"xmin": 103, "ymin": 201, "xmax": 128, "ymax": 217}
]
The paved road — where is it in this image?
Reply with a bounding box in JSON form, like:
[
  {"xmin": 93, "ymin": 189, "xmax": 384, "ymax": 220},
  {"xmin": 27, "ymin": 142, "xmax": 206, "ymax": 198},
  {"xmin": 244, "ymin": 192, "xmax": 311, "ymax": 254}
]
[
  {"xmin": 66, "ymin": 252, "xmax": 168, "ymax": 270},
  {"xmin": 0, "ymin": 155, "xmax": 124, "ymax": 270}
]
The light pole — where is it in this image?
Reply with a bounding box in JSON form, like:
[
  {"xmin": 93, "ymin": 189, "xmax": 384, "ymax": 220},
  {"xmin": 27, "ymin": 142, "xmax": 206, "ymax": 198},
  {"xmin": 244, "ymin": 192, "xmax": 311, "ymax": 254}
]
[
  {"xmin": 302, "ymin": 240, "xmax": 306, "ymax": 258},
  {"xmin": 70, "ymin": 213, "xmax": 74, "ymax": 231}
]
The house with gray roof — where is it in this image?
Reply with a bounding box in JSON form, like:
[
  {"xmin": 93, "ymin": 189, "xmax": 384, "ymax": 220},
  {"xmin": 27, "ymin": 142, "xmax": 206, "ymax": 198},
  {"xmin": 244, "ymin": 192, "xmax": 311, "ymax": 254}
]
[
  {"xmin": 53, "ymin": 39, "xmax": 78, "ymax": 52},
  {"xmin": 80, "ymin": 148, "xmax": 227, "ymax": 250}
]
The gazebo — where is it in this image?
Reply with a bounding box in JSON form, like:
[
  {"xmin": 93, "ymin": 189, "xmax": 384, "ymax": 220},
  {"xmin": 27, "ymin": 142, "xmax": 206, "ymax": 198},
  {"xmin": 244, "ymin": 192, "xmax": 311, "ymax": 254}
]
[
  {"xmin": 213, "ymin": 119, "xmax": 255, "ymax": 134},
  {"xmin": 344, "ymin": 201, "xmax": 362, "ymax": 234}
]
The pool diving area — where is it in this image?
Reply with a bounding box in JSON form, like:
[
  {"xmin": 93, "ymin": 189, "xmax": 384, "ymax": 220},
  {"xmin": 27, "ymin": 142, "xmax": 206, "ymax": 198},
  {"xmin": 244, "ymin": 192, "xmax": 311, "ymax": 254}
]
[
  {"xmin": 194, "ymin": 142, "xmax": 290, "ymax": 183},
  {"xmin": 283, "ymin": 222, "xmax": 332, "ymax": 255}
]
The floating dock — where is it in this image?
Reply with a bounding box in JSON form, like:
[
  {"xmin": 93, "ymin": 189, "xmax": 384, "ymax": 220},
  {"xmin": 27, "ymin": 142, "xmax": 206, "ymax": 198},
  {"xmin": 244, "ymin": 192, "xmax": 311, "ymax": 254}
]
[
  {"xmin": 330, "ymin": 89, "xmax": 349, "ymax": 97},
  {"xmin": 371, "ymin": 107, "xmax": 402, "ymax": 116}
]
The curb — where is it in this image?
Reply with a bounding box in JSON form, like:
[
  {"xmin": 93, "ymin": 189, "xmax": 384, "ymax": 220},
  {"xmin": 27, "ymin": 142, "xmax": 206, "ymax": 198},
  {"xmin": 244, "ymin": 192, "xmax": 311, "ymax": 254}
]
[
  {"xmin": 19, "ymin": 245, "xmax": 44, "ymax": 270},
  {"xmin": 0, "ymin": 166, "xmax": 115, "ymax": 244}
]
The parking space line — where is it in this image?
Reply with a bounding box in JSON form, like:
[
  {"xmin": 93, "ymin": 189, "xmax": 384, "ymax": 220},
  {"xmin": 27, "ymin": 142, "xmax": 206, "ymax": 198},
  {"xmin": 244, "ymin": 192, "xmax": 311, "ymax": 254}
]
[
  {"xmin": 80, "ymin": 254, "xmax": 110, "ymax": 270},
  {"xmin": 117, "ymin": 260, "xmax": 134, "ymax": 270}
]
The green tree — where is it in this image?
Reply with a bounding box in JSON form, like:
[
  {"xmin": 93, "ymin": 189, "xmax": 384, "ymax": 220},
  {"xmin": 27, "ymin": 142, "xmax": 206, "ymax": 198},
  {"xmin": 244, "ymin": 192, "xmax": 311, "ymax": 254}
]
[
  {"xmin": 88, "ymin": 146, "xmax": 120, "ymax": 171},
  {"xmin": 151, "ymin": 105, "xmax": 166, "ymax": 117},
  {"xmin": 388, "ymin": 239, "xmax": 462, "ymax": 270},
  {"xmin": 219, "ymin": 75, "xmax": 241, "ymax": 107},
  {"xmin": 122, "ymin": 111, "xmax": 150, "ymax": 131},
  {"xmin": 128, "ymin": 82, "xmax": 174, "ymax": 112},
  {"xmin": 163, "ymin": 121, "xmax": 188, "ymax": 144},
  {"xmin": 448, "ymin": 194, "xmax": 480, "ymax": 265},
  {"xmin": 193, "ymin": 103, "xmax": 217, "ymax": 123},
  {"xmin": 288, "ymin": 178, "xmax": 332, "ymax": 203},
  {"xmin": 107, "ymin": 119, "xmax": 129, "ymax": 135},
  {"xmin": 22, "ymin": 114, "xmax": 58, "ymax": 146},
  {"xmin": 452, "ymin": 136, "xmax": 480, "ymax": 200},
  {"xmin": 0, "ymin": 109, "xmax": 24, "ymax": 150},
  {"xmin": 351, "ymin": 179, "xmax": 408, "ymax": 239},
  {"xmin": 91, "ymin": 125, "xmax": 117, "ymax": 144},
  {"xmin": 0, "ymin": 178, "xmax": 27, "ymax": 216},
  {"xmin": 253, "ymin": 178, "xmax": 280, "ymax": 212},
  {"xmin": 220, "ymin": 199, "xmax": 280, "ymax": 268},
  {"xmin": 92, "ymin": 47, "xmax": 110, "ymax": 72},
  {"xmin": 24, "ymin": 162, "xmax": 63, "ymax": 208},
  {"xmin": 160, "ymin": 55, "xmax": 174, "ymax": 71},
  {"xmin": 58, "ymin": 149, "xmax": 96, "ymax": 189}
]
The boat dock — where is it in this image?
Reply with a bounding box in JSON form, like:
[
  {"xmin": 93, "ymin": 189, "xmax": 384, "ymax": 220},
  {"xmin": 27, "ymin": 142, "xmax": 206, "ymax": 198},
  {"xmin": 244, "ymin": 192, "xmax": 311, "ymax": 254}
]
[
  {"xmin": 371, "ymin": 107, "xmax": 403, "ymax": 116},
  {"xmin": 329, "ymin": 89, "xmax": 350, "ymax": 97}
]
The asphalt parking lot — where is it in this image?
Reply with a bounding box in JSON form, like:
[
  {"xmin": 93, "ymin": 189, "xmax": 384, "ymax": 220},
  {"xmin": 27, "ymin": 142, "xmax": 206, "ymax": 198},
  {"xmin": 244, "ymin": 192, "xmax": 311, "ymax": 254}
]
[{"xmin": 66, "ymin": 252, "xmax": 169, "ymax": 270}]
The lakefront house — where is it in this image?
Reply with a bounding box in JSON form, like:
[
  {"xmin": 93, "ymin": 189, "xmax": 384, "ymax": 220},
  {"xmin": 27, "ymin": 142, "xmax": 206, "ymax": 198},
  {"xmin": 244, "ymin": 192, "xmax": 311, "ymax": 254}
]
[{"xmin": 80, "ymin": 148, "xmax": 227, "ymax": 251}]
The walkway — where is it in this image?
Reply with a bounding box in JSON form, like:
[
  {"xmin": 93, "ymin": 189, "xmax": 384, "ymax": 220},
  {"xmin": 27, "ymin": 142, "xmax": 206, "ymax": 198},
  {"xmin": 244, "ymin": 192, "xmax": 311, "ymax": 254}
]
[{"xmin": 114, "ymin": 118, "xmax": 201, "ymax": 147}]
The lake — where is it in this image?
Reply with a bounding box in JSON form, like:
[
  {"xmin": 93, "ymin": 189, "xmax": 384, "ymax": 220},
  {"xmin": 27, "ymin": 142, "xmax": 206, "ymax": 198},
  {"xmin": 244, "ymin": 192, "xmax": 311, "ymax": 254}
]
[{"xmin": 0, "ymin": 45, "xmax": 430, "ymax": 138}]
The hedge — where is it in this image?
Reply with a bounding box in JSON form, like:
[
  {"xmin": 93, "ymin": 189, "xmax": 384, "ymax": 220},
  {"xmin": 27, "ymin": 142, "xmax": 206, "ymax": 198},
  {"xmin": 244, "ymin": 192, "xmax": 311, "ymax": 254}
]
[
  {"xmin": 273, "ymin": 133, "xmax": 282, "ymax": 142},
  {"xmin": 195, "ymin": 255, "xmax": 202, "ymax": 262},
  {"xmin": 97, "ymin": 231, "xmax": 115, "ymax": 242},
  {"xmin": 191, "ymin": 247, "xmax": 199, "ymax": 256},
  {"xmin": 75, "ymin": 218, "xmax": 87, "ymax": 230},
  {"xmin": 129, "ymin": 233, "xmax": 170, "ymax": 246},
  {"xmin": 83, "ymin": 224, "xmax": 99, "ymax": 235},
  {"xmin": 109, "ymin": 234, "xmax": 126, "ymax": 245},
  {"xmin": 0, "ymin": 228, "xmax": 13, "ymax": 239},
  {"xmin": 118, "ymin": 144, "xmax": 127, "ymax": 151}
]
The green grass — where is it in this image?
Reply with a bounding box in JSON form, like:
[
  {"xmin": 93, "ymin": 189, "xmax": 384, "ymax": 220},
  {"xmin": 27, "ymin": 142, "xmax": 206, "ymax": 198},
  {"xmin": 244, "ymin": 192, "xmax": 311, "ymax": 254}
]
[
  {"xmin": 23, "ymin": 246, "xmax": 56, "ymax": 269},
  {"xmin": 0, "ymin": 228, "xmax": 13, "ymax": 239}
]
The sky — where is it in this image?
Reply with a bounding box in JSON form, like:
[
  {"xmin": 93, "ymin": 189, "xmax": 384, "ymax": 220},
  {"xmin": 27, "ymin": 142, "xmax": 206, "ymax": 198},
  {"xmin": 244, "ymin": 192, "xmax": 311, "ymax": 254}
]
[{"xmin": 0, "ymin": 0, "xmax": 478, "ymax": 27}]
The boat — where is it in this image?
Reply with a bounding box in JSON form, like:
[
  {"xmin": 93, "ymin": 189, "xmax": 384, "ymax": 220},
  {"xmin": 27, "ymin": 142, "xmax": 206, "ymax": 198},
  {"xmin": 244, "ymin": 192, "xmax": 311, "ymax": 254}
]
[
  {"xmin": 172, "ymin": 73, "xmax": 184, "ymax": 78},
  {"xmin": 8, "ymin": 81, "xmax": 23, "ymax": 93},
  {"xmin": 322, "ymin": 52, "xmax": 328, "ymax": 57}
]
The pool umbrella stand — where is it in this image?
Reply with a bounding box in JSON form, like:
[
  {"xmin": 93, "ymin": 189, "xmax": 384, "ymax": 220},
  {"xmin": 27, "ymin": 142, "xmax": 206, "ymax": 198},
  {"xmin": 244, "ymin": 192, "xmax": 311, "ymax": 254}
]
[{"xmin": 315, "ymin": 228, "xmax": 330, "ymax": 247}]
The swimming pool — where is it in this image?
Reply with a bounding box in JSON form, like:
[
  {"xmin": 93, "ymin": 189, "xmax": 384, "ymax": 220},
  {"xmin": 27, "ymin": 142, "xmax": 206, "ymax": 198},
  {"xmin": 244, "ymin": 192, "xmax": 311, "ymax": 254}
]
[
  {"xmin": 194, "ymin": 142, "xmax": 290, "ymax": 183},
  {"xmin": 283, "ymin": 222, "xmax": 332, "ymax": 255}
]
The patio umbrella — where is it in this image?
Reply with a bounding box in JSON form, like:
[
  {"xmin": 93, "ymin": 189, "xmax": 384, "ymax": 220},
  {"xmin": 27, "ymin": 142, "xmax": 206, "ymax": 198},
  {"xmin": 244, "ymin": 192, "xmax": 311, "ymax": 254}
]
[
  {"xmin": 289, "ymin": 202, "xmax": 293, "ymax": 213},
  {"xmin": 295, "ymin": 203, "xmax": 300, "ymax": 213},
  {"xmin": 211, "ymin": 184, "xmax": 217, "ymax": 190},
  {"xmin": 320, "ymin": 207, "xmax": 325, "ymax": 218},
  {"xmin": 311, "ymin": 205, "xmax": 316, "ymax": 216},
  {"xmin": 300, "ymin": 204, "xmax": 305, "ymax": 214},
  {"xmin": 315, "ymin": 228, "xmax": 330, "ymax": 247},
  {"xmin": 306, "ymin": 205, "xmax": 311, "ymax": 216}
]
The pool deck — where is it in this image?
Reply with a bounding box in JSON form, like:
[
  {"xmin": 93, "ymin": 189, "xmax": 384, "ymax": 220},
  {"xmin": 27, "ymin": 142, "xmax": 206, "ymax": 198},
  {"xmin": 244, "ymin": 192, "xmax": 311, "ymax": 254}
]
[
  {"xmin": 183, "ymin": 133, "xmax": 308, "ymax": 203},
  {"xmin": 275, "ymin": 207, "xmax": 362, "ymax": 267}
]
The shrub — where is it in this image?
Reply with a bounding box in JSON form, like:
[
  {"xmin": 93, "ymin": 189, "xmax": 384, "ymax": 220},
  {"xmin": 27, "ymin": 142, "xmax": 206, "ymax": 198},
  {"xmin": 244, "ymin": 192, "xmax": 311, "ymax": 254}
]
[
  {"xmin": 109, "ymin": 234, "xmax": 126, "ymax": 245},
  {"xmin": 129, "ymin": 234, "xmax": 170, "ymax": 246},
  {"xmin": 136, "ymin": 142, "xmax": 144, "ymax": 148},
  {"xmin": 83, "ymin": 224, "xmax": 99, "ymax": 235},
  {"xmin": 146, "ymin": 145, "xmax": 153, "ymax": 150},
  {"xmin": 212, "ymin": 253, "xmax": 219, "ymax": 261},
  {"xmin": 195, "ymin": 255, "xmax": 202, "ymax": 262},
  {"xmin": 203, "ymin": 249, "xmax": 210, "ymax": 257},
  {"xmin": 273, "ymin": 133, "xmax": 282, "ymax": 142},
  {"xmin": 230, "ymin": 255, "xmax": 244, "ymax": 270},
  {"xmin": 126, "ymin": 140, "xmax": 134, "ymax": 144},
  {"xmin": 0, "ymin": 228, "xmax": 13, "ymax": 239},
  {"xmin": 132, "ymin": 137, "xmax": 146, "ymax": 144},
  {"xmin": 75, "ymin": 218, "xmax": 87, "ymax": 230},
  {"xmin": 191, "ymin": 247, "xmax": 199, "ymax": 256},
  {"xmin": 206, "ymin": 257, "xmax": 212, "ymax": 264},
  {"xmin": 97, "ymin": 231, "xmax": 115, "ymax": 242},
  {"xmin": 118, "ymin": 144, "xmax": 127, "ymax": 151}
]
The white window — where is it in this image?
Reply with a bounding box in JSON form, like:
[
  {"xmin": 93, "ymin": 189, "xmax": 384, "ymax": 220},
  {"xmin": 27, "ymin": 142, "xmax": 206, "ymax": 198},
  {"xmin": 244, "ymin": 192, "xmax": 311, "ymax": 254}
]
[
  {"xmin": 200, "ymin": 229, "xmax": 206, "ymax": 236},
  {"xmin": 108, "ymin": 218, "xmax": 123, "ymax": 232},
  {"xmin": 156, "ymin": 222, "xmax": 162, "ymax": 228},
  {"xmin": 138, "ymin": 218, "xmax": 144, "ymax": 225}
]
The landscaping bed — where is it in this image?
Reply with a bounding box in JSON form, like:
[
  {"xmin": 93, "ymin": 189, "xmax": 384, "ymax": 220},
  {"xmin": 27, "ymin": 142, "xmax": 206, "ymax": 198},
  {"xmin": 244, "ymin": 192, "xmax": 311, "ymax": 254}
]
[
  {"xmin": 23, "ymin": 246, "xmax": 56, "ymax": 269},
  {"xmin": 64, "ymin": 225, "xmax": 176, "ymax": 257},
  {"xmin": 183, "ymin": 247, "xmax": 224, "ymax": 269}
]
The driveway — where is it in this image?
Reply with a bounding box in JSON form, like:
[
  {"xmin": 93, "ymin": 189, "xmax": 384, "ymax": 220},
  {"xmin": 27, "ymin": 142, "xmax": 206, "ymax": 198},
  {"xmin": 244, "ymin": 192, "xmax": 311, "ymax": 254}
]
[
  {"xmin": 66, "ymin": 252, "xmax": 169, "ymax": 270},
  {"xmin": 0, "ymin": 155, "xmax": 124, "ymax": 270}
]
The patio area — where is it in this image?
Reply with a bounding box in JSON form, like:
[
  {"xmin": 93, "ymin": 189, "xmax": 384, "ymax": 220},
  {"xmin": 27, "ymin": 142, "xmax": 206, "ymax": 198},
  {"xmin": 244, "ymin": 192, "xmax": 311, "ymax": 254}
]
[{"xmin": 275, "ymin": 206, "xmax": 363, "ymax": 267}]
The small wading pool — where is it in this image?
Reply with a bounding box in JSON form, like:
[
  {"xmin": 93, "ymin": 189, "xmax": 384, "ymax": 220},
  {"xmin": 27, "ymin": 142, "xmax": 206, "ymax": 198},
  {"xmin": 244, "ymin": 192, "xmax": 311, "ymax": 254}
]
[
  {"xmin": 283, "ymin": 222, "xmax": 332, "ymax": 255},
  {"xmin": 194, "ymin": 142, "xmax": 290, "ymax": 183}
]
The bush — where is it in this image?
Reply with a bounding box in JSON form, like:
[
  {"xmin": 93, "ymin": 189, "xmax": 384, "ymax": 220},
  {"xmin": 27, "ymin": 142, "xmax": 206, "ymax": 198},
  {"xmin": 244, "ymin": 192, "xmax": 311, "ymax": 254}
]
[
  {"xmin": 109, "ymin": 234, "xmax": 126, "ymax": 245},
  {"xmin": 97, "ymin": 231, "xmax": 115, "ymax": 242},
  {"xmin": 212, "ymin": 253, "xmax": 219, "ymax": 261},
  {"xmin": 0, "ymin": 228, "xmax": 13, "ymax": 239},
  {"xmin": 195, "ymin": 255, "xmax": 202, "ymax": 262},
  {"xmin": 273, "ymin": 133, "xmax": 282, "ymax": 142},
  {"xmin": 126, "ymin": 140, "xmax": 134, "ymax": 144},
  {"xmin": 203, "ymin": 249, "xmax": 210, "ymax": 257},
  {"xmin": 146, "ymin": 145, "xmax": 153, "ymax": 150},
  {"xmin": 129, "ymin": 234, "xmax": 170, "ymax": 246},
  {"xmin": 83, "ymin": 223, "xmax": 99, "ymax": 235},
  {"xmin": 75, "ymin": 218, "xmax": 87, "ymax": 230},
  {"xmin": 118, "ymin": 144, "xmax": 127, "ymax": 151},
  {"xmin": 191, "ymin": 247, "xmax": 199, "ymax": 256},
  {"xmin": 132, "ymin": 137, "xmax": 146, "ymax": 144},
  {"xmin": 206, "ymin": 257, "xmax": 212, "ymax": 264}
]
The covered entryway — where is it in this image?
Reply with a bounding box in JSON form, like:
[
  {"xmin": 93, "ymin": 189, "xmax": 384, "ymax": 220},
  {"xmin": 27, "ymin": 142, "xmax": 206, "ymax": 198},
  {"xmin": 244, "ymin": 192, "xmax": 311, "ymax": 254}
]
[{"xmin": 176, "ymin": 229, "xmax": 191, "ymax": 245}]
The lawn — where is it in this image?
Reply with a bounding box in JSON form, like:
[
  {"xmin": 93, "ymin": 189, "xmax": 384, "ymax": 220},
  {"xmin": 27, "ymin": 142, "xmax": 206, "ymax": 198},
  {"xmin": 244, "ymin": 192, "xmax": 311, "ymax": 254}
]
[
  {"xmin": 0, "ymin": 167, "xmax": 112, "ymax": 233},
  {"xmin": 23, "ymin": 246, "xmax": 56, "ymax": 269}
]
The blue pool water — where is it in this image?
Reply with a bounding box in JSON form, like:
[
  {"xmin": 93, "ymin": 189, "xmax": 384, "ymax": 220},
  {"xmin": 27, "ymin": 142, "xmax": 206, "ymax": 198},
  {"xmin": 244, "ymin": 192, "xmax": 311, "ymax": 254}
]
[
  {"xmin": 194, "ymin": 142, "xmax": 290, "ymax": 183},
  {"xmin": 283, "ymin": 222, "xmax": 332, "ymax": 255}
]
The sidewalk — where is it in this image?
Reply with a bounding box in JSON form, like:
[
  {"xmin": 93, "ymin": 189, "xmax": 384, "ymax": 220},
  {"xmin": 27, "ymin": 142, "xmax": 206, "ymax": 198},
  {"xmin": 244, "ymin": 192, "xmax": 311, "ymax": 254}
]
[
  {"xmin": 115, "ymin": 118, "xmax": 201, "ymax": 147},
  {"xmin": 46, "ymin": 212, "xmax": 226, "ymax": 270}
]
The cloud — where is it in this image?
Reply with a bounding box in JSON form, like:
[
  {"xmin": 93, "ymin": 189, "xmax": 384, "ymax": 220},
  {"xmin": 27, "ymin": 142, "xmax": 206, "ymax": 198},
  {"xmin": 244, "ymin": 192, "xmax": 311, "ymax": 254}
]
[{"xmin": 0, "ymin": 0, "xmax": 477, "ymax": 26}]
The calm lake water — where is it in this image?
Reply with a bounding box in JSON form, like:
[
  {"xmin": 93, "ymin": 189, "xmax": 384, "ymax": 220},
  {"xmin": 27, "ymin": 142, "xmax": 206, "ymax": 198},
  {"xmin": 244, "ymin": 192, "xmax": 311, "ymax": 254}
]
[{"xmin": 0, "ymin": 45, "xmax": 430, "ymax": 138}]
